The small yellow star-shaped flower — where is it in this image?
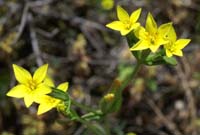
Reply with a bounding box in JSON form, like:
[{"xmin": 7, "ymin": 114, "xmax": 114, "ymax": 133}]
[
  {"xmin": 130, "ymin": 13, "xmax": 172, "ymax": 53},
  {"xmin": 164, "ymin": 26, "xmax": 191, "ymax": 57},
  {"xmin": 106, "ymin": 6, "xmax": 141, "ymax": 36},
  {"xmin": 7, "ymin": 64, "xmax": 51, "ymax": 107}
]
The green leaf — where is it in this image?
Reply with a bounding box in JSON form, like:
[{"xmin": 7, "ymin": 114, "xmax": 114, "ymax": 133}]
[
  {"xmin": 48, "ymin": 87, "xmax": 70, "ymax": 101},
  {"xmin": 81, "ymin": 111, "xmax": 101, "ymax": 121},
  {"xmin": 126, "ymin": 31, "xmax": 139, "ymax": 47},
  {"xmin": 126, "ymin": 31, "xmax": 142, "ymax": 60},
  {"xmin": 144, "ymin": 49, "xmax": 177, "ymax": 66},
  {"xmin": 67, "ymin": 109, "xmax": 80, "ymax": 120},
  {"xmin": 163, "ymin": 56, "xmax": 177, "ymax": 66},
  {"xmin": 144, "ymin": 49, "xmax": 164, "ymax": 65}
]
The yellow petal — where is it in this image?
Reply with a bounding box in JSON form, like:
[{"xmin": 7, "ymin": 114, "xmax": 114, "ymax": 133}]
[
  {"xmin": 130, "ymin": 8, "xmax": 142, "ymax": 23},
  {"xmin": 106, "ymin": 21, "xmax": 124, "ymax": 31},
  {"xmin": 37, "ymin": 103, "xmax": 55, "ymax": 115},
  {"xmin": 130, "ymin": 23, "xmax": 140, "ymax": 31},
  {"xmin": 158, "ymin": 22, "xmax": 174, "ymax": 40},
  {"xmin": 175, "ymin": 39, "xmax": 191, "ymax": 49},
  {"xmin": 34, "ymin": 83, "xmax": 52, "ymax": 96},
  {"xmin": 156, "ymin": 37, "xmax": 169, "ymax": 45},
  {"xmin": 146, "ymin": 13, "xmax": 157, "ymax": 33},
  {"xmin": 44, "ymin": 76, "xmax": 55, "ymax": 87},
  {"xmin": 35, "ymin": 95, "xmax": 52, "ymax": 104},
  {"xmin": 149, "ymin": 44, "xmax": 160, "ymax": 53},
  {"xmin": 33, "ymin": 64, "xmax": 48, "ymax": 84},
  {"xmin": 34, "ymin": 95, "xmax": 44, "ymax": 103},
  {"xmin": 36, "ymin": 95, "xmax": 59, "ymax": 105},
  {"xmin": 24, "ymin": 93, "xmax": 34, "ymax": 107},
  {"xmin": 130, "ymin": 40, "xmax": 149, "ymax": 51},
  {"xmin": 173, "ymin": 50, "xmax": 183, "ymax": 56},
  {"xmin": 120, "ymin": 29, "xmax": 132, "ymax": 36},
  {"xmin": 37, "ymin": 95, "xmax": 59, "ymax": 115},
  {"xmin": 161, "ymin": 24, "xmax": 176, "ymax": 42},
  {"xmin": 57, "ymin": 82, "xmax": 69, "ymax": 92},
  {"xmin": 165, "ymin": 49, "xmax": 173, "ymax": 57},
  {"xmin": 13, "ymin": 64, "xmax": 32, "ymax": 84},
  {"xmin": 7, "ymin": 84, "xmax": 31, "ymax": 98},
  {"xmin": 134, "ymin": 26, "xmax": 146, "ymax": 39},
  {"xmin": 117, "ymin": 5, "xmax": 129, "ymax": 21}
]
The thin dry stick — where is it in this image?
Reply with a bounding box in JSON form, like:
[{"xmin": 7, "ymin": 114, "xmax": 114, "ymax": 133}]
[
  {"xmin": 176, "ymin": 58, "xmax": 197, "ymax": 135},
  {"xmin": 74, "ymin": 125, "xmax": 85, "ymax": 135},
  {"xmin": 28, "ymin": 0, "xmax": 54, "ymax": 7},
  {"xmin": 29, "ymin": 15, "xmax": 43, "ymax": 66},
  {"xmin": 31, "ymin": 8, "xmax": 106, "ymax": 31},
  {"xmin": 13, "ymin": 0, "xmax": 54, "ymax": 44},
  {"xmin": 147, "ymin": 98, "xmax": 183, "ymax": 135},
  {"xmin": 13, "ymin": 3, "xmax": 29, "ymax": 44}
]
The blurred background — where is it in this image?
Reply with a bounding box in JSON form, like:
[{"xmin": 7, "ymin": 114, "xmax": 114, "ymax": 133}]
[{"xmin": 0, "ymin": 0, "xmax": 200, "ymax": 135}]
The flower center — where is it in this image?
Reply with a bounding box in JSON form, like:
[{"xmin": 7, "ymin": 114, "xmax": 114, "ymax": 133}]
[
  {"xmin": 28, "ymin": 80, "xmax": 37, "ymax": 90},
  {"xmin": 48, "ymin": 98, "xmax": 56, "ymax": 104},
  {"xmin": 166, "ymin": 41, "xmax": 175, "ymax": 52},
  {"xmin": 123, "ymin": 21, "xmax": 131, "ymax": 30},
  {"xmin": 146, "ymin": 31, "xmax": 159, "ymax": 46},
  {"xmin": 148, "ymin": 35, "xmax": 156, "ymax": 45}
]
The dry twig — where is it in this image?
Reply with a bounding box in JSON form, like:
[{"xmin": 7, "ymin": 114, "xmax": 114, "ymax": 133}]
[
  {"xmin": 147, "ymin": 98, "xmax": 183, "ymax": 135},
  {"xmin": 176, "ymin": 57, "xmax": 197, "ymax": 135},
  {"xmin": 29, "ymin": 14, "xmax": 43, "ymax": 66}
]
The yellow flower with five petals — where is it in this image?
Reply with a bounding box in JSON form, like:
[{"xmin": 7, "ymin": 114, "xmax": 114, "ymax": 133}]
[
  {"xmin": 164, "ymin": 26, "xmax": 191, "ymax": 57},
  {"xmin": 130, "ymin": 13, "xmax": 172, "ymax": 52},
  {"xmin": 7, "ymin": 64, "xmax": 51, "ymax": 107},
  {"xmin": 106, "ymin": 6, "xmax": 141, "ymax": 36}
]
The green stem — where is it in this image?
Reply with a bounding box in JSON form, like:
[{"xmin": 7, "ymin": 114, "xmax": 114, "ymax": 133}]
[
  {"xmin": 104, "ymin": 115, "xmax": 111, "ymax": 135},
  {"xmin": 71, "ymin": 99, "xmax": 100, "ymax": 114},
  {"xmin": 77, "ymin": 118, "xmax": 106, "ymax": 135},
  {"xmin": 119, "ymin": 62, "xmax": 142, "ymax": 91},
  {"xmin": 131, "ymin": 62, "xmax": 142, "ymax": 80}
]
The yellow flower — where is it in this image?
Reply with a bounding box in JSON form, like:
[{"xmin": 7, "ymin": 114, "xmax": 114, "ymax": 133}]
[
  {"xmin": 164, "ymin": 26, "xmax": 191, "ymax": 57},
  {"xmin": 130, "ymin": 13, "xmax": 172, "ymax": 52},
  {"xmin": 106, "ymin": 6, "xmax": 141, "ymax": 36},
  {"xmin": 36, "ymin": 82, "xmax": 69, "ymax": 115},
  {"xmin": 104, "ymin": 93, "xmax": 115, "ymax": 102},
  {"xmin": 7, "ymin": 64, "xmax": 51, "ymax": 107},
  {"xmin": 101, "ymin": 0, "xmax": 114, "ymax": 10}
]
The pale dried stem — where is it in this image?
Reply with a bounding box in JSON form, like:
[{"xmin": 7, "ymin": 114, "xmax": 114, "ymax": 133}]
[
  {"xmin": 176, "ymin": 57, "xmax": 197, "ymax": 135},
  {"xmin": 147, "ymin": 98, "xmax": 183, "ymax": 135}
]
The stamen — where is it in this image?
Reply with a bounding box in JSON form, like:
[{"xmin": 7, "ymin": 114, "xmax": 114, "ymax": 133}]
[
  {"xmin": 28, "ymin": 80, "xmax": 37, "ymax": 90},
  {"xmin": 124, "ymin": 21, "xmax": 131, "ymax": 30}
]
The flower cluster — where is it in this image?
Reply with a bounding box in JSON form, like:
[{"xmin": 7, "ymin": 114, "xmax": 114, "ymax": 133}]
[
  {"xmin": 6, "ymin": 64, "xmax": 69, "ymax": 115},
  {"xmin": 106, "ymin": 6, "xmax": 191, "ymax": 57}
]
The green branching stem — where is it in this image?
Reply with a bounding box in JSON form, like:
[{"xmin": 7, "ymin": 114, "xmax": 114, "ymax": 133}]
[{"xmin": 71, "ymin": 99, "xmax": 102, "ymax": 115}]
